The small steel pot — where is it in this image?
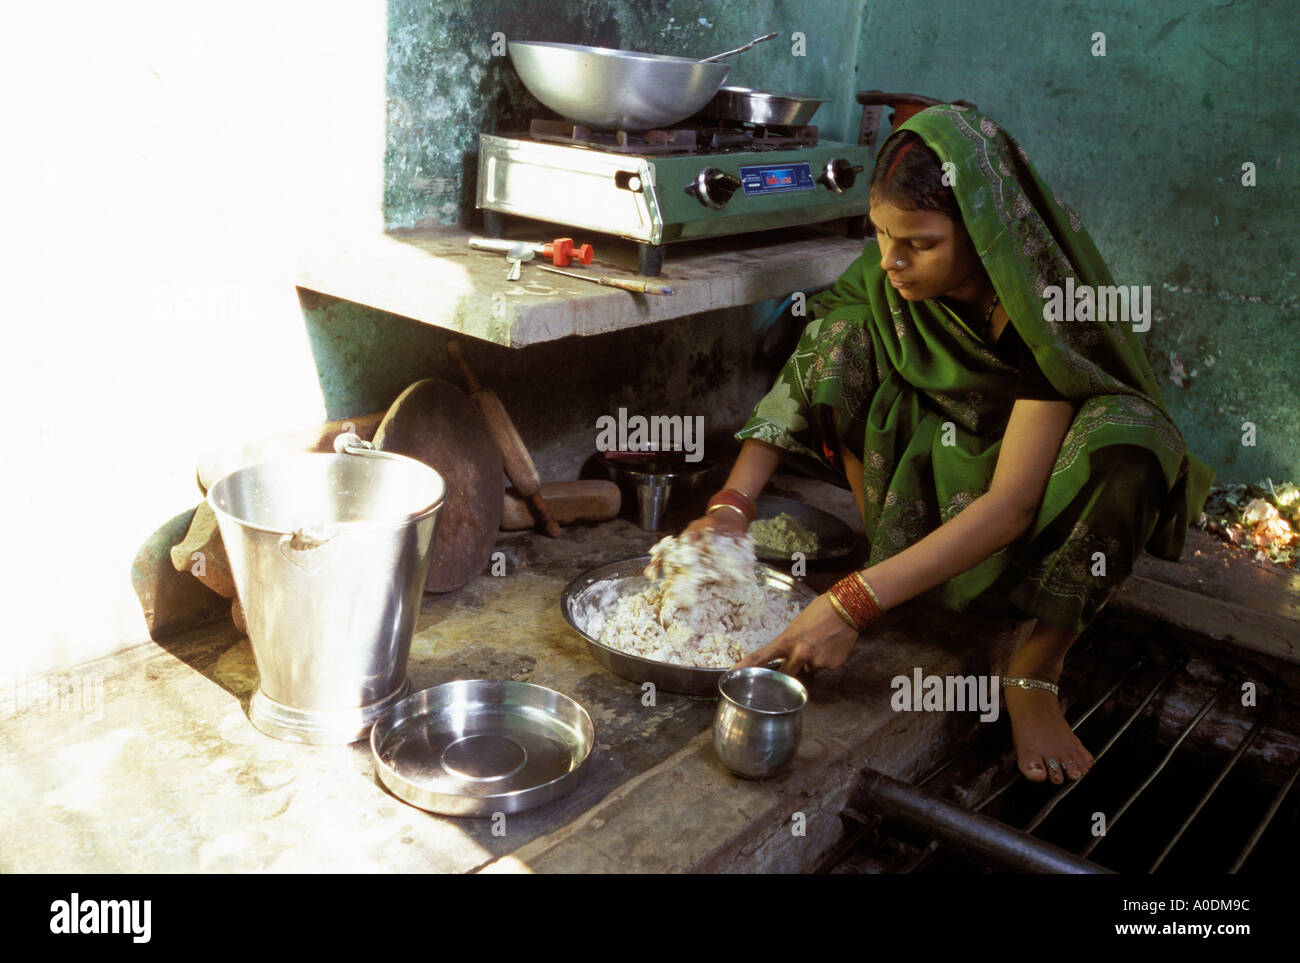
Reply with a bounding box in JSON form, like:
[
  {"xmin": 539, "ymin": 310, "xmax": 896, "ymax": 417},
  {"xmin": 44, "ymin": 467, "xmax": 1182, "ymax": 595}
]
[
  {"xmin": 713, "ymin": 667, "xmax": 807, "ymax": 780},
  {"xmin": 596, "ymin": 451, "xmax": 715, "ymax": 531}
]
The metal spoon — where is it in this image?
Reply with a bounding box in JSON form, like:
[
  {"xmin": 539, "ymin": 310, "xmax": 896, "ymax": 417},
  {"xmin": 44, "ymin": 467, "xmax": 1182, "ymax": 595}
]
[
  {"xmin": 700, "ymin": 31, "xmax": 779, "ymax": 63},
  {"xmin": 505, "ymin": 242, "xmax": 534, "ymax": 281}
]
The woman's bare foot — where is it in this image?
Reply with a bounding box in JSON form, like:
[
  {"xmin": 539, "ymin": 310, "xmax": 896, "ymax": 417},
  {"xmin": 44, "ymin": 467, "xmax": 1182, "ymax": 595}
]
[
  {"xmin": 1002, "ymin": 682, "xmax": 1094, "ymax": 784},
  {"xmin": 1002, "ymin": 620, "xmax": 1094, "ymax": 784}
]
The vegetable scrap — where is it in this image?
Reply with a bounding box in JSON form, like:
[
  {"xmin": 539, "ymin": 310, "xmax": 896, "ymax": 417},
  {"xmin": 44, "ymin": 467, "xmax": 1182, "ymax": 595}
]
[{"xmin": 1197, "ymin": 479, "xmax": 1299, "ymax": 568}]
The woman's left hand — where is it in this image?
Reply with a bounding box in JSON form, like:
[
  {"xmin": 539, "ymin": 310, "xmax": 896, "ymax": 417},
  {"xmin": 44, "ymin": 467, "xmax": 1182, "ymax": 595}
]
[{"xmin": 734, "ymin": 594, "xmax": 861, "ymax": 676}]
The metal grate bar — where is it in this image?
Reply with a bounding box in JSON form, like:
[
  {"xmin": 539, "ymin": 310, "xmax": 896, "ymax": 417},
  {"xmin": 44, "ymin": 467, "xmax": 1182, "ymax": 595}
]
[
  {"xmin": 917, "ymin": 731, "xmax": 985, "ymax": 789},
  {"xmin": 898, "ymin": 839, "xmax": 941, "ymax": 874},
  {"xmin": 1148, "ymin": 715, "xmax": 1267, "ymax": 873},
  {"xmin": 897, "ymin": 662, "xmax": 1144, "ymax": 873},
  {"xmin": 1080, "ymin": 679, "xmax": 1232, "ymax": 859},
  {"xmin": 812, "ymin": 807, "xmax": 879, "ymax": 874},
  {"xmin": 1228, "ymin": 747, "xmax": 1300, "ymax": 874},
  {"xmin": 1022, "ymin": 660, "xmax": 1182, "ymax": 834},
  {"xmin": 853, "ymin": 769, "xmax": 1110, "ymax": 873}
]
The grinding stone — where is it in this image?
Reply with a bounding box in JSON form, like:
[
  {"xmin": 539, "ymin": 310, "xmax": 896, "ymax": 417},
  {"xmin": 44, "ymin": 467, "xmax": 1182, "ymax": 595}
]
[{"xmin": 374, "ymin": 379, "xmax": 504, "ymax": 593}]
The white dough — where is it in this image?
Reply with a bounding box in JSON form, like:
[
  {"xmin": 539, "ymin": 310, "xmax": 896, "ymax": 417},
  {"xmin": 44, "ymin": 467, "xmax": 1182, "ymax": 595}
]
[{"xmin": 582, "ymin": 534, "xmax": 804, "ymax": 669}]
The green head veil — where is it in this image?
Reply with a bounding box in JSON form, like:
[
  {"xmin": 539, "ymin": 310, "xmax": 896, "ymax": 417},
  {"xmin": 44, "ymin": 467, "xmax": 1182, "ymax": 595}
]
[{"xmin": 738, "ymin": 104, "xmax": 1213, "ymax": 628}]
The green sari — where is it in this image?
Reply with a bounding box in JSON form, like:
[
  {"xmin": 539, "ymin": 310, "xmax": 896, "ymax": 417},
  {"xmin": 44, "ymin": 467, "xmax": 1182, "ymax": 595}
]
[{"xmin": 737, "ymin": 105, "xmax": 1214, "ymax": 633}]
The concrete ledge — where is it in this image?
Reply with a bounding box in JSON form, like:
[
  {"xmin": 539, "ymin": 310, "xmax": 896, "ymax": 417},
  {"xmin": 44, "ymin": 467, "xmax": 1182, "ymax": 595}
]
[
  {"xmin": 297, "ymin": 225, "xmax": 866, "ymax": 347},
  {"xmin": 1113, "ymin": 529, "xmax": 1300, "ymax": 671}
]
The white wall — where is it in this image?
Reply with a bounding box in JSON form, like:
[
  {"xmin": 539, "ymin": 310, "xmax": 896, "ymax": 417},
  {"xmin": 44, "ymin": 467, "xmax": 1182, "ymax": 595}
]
[{"xmin": 0, "ymin": 2, "xmax": 388, "ymax": 681}]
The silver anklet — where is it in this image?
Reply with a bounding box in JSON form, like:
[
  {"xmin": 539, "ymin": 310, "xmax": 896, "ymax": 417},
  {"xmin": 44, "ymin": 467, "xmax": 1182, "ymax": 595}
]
[{"xmin": 1001, "ymin": 676, "xmax": 1059, "ymax": 695}]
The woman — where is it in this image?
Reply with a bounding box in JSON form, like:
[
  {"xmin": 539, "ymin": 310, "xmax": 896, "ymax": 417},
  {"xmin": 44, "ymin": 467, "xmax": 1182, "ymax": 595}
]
[{"xmin": 688, "ymin": 105, "xmax": 1213, "ymax": 784}]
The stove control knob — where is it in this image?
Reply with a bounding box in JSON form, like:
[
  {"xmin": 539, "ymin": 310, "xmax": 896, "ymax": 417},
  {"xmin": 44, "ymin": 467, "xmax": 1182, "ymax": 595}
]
[
  {"xmin": 684, "ymin": 168, "xmax": 742, "ymax": 209},
  {"xmin": 819, "ymin": 158, "xmax": 865, "ymax": 194}
]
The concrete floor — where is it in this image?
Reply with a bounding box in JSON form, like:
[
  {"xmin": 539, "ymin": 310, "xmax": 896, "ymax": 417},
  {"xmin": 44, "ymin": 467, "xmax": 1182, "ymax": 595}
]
[{"xmin": 3, "ymin": 478, "xmax": 1293, "ymax": 874}]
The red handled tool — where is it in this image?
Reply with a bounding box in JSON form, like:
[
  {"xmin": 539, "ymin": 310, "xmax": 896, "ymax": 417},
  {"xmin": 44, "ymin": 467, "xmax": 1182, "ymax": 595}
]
[{"xmin": 468, "ymin": 236, "xmax": 594, "ymax": 267}]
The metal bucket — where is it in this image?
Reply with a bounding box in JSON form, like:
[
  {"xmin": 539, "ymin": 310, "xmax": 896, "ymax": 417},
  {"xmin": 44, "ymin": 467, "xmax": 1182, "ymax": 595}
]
[{"xmin": 207, "ymin": 445, "xmax": 446, "ymax": 744}]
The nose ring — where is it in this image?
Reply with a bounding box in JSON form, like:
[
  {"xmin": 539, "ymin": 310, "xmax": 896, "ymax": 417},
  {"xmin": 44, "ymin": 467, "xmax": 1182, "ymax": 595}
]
[{"xmin": 895, "ymin": 259, "xmax": 905, "ymax": 267}]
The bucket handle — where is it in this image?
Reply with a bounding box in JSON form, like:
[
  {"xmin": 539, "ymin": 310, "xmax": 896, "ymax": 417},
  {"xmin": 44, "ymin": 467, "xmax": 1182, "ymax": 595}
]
[
  {"xmin": 274, "ymin": 435, "xmax": 378, "ymax": 564},
  {"xmin": 333, "ymin": 432, "xmax": 385, "ymax": 457}
]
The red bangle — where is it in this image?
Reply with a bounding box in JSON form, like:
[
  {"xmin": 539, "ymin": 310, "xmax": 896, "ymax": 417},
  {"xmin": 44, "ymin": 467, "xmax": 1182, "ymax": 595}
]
[
  {"xmin": 828, "ymin": 572, "xmax": 884, "ymax": 631},
  {"xmin": 707, "ymin": 488, "xmax": 756, "ymax": 524}
]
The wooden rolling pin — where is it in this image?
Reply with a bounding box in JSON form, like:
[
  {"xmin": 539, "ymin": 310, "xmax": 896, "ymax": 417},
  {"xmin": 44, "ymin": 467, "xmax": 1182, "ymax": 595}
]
[
  {"xmin": 447, "ymin": 340, "xmax": 562, "ymax": 538},
  {"xmin": 501, "ymin": 480, "xmax": 621, "ymax": 531}
]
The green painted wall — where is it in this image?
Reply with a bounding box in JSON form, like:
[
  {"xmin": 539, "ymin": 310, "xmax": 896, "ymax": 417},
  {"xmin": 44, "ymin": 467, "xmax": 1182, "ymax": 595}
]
[{"xmin": 854, "ymin": 0, "xmax": 1297, "ymax": 484}]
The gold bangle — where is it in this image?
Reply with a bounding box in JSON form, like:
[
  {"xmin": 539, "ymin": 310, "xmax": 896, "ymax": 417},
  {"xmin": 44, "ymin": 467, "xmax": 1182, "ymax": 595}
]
[
  {"xmin": 857, "ymin": 572, "xmax": 883, "ymax": 611},
  {"xmin": 827, "ymin": 591, "xmax": 861, "ymax": 631},
  {"xmin": 706, "ymin": 503, "xmax": 748, "ymax": 520},
  {"xmin": 829, "ymin": 571, "xmax": 883, "ymax": 628},
  {"xmin": 706, "ymin": 488, "xmax": 756, "ymax": 523}
]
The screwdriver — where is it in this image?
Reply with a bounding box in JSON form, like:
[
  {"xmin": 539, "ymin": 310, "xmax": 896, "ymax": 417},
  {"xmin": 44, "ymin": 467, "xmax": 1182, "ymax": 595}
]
[{"xmin": 536, "ymin": 265, "xmax": 674, "ymax": 295}]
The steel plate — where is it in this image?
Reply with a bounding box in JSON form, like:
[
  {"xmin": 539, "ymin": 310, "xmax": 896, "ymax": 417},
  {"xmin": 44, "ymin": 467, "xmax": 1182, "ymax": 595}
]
[
  {"xmin": 561, "ymin": 555, "xmax": 815, "ymax": 697},
  {"xmin": 751, "ymin": 495, "xmax": 856, "ymax": 563},
  {"xmin": 370, "ymin": 680, "xmax": 594, "ymax": 816}
]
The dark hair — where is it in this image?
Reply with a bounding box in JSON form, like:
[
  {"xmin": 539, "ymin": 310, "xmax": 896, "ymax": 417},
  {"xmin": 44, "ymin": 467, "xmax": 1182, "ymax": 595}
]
[{"xmin": 869, "ymin": 131, "xmax": 961, "ymax": 221}]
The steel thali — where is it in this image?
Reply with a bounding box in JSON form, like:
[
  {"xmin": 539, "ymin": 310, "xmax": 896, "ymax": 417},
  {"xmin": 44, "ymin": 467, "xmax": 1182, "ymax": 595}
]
[{"xmin": 370, "ymin": 680, "xmax": 594, "ymax": 816}]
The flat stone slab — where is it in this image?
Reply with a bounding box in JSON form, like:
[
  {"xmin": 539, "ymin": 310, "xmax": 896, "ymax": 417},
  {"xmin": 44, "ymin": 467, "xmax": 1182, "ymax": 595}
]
[{"xmin": 296, "ymin": 225, "xmax": 867, "ymax": 347}]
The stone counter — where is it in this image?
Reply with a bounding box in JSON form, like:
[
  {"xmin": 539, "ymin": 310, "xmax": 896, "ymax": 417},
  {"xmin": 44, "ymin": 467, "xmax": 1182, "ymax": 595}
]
[
  {"xmin": 297, "ymin": 224, "xmax": 868, "ymax": 347},
  {"xmin": 6, "ymin": 468, "xmax": 1294, "ymax": 873}
]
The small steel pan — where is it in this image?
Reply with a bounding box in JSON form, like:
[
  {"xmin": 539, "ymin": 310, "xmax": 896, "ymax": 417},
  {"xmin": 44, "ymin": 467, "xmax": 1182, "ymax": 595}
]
[
  {"xmin": 697, "ymin": 86, "xmax": 826, "ymax": 126},
  {"xmin": 370, "ymin": 680, "xmax": 594, "ymax": 816},
  {"xmin": 560, "ymin": 556, "xmax": 815, "ymax": 697}
]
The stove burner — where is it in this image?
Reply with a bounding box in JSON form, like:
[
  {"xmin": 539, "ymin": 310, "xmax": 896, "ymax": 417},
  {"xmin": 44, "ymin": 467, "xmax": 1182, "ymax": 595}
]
[
  {"xmin": 527, "ymin": 118, "xmax": 821, "ymax": 155},
  {"xmin": 733, "ymin": 123, "xmax": 820, "ymax": 151},
  {"xmin": 529, "ymin": 119, "xmax": 697, "ymax": 154}
]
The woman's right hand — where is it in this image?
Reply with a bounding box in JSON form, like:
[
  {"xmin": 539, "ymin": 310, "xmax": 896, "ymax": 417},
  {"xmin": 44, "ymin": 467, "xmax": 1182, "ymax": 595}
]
[{"xmin": 682, "ymin": 507, "xmax": 748, "ymax": 542}]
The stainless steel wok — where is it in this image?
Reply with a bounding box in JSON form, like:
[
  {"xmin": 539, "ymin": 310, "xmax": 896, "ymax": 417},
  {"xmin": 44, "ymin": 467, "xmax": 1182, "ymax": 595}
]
[
  {"xmin": 560, "ymin": 556, "xmax": 815, "ymax": 697},
  {"xmin": 508, "ymin": 41, "xmax": 731, "ymax": 131}
]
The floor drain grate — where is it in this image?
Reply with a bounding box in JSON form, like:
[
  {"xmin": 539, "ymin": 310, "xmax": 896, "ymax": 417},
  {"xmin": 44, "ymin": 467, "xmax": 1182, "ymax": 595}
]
[{"xmin": 820, "ymin": 626, "xmax": 1300, "ymax": 874}]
